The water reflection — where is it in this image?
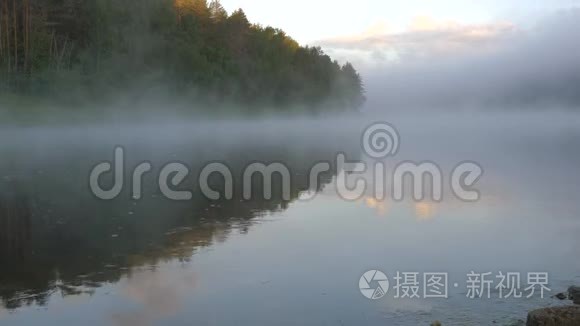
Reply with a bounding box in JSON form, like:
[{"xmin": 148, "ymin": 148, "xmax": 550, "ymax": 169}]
[
  {"xmin": 0, "ymin": 186, "xmax": 31, "ymax": 263},
  {"xmin": 414, "ymin": 202, "xmax": 436, "ymax": 221},
  {"xmin": 111, "ymin": 266, "xmax": 197, "ymax": 326},
  {"xmin": 0, "ymin": 126, "xmax": 359, "ymax": 311},
  {"xmin": 360, "ymin": 196, "xmax": 444, "ymax": 221},
  {"xmin": 1, "ymin": 115, "xmax": 579, "ymax": 325},
  {"xmin": 363, "ymin": 197, "xmax": 390, "ymax": 217}
]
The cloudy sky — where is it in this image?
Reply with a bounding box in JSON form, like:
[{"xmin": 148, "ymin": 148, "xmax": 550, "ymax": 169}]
[
  {"xmin": 220, "ymin": 0, "xmax": 577, "ymax": 42},
  {"xmin": 218, "ymin": 0, "xmax": 579, "ymax": 68},
  {"xmin": 220, "ymin": 1, "xmax": 580, "ymax": 109}
]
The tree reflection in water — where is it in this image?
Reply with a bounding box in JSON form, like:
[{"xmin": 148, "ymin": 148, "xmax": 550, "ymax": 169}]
[{"xmin": 0, "ymin": 128, "xmax": 359, "ymax": 310}]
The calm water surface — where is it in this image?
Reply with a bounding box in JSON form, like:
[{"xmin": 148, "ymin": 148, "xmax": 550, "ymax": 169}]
[{"xmin": 0, "ymin": 113, "xmax": 579, "ymax": 325}]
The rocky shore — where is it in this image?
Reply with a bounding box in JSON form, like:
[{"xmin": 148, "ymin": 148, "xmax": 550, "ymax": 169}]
[
  {"xmin": 430, "ymin": 286, "xmax": 580, "ymax": 326},
  {"xmin": 525, "ymin": 286, "xmax": 580, "ymax": 326}
]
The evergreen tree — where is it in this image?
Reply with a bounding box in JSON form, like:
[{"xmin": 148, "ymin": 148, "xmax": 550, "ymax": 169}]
[
  {"xmin": 208, "ymin": 0, "xmax": 227, "ymax": 22},
  {"xmin": 0, "ymin": 0, "xmax": 366, "ymax": 112}
]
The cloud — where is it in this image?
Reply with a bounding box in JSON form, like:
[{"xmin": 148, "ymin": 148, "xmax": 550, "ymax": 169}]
[
  {"xmin": 324, "ymin": 9, "xmax": 580, "ymax": 110},
  {"xmin": 318, "ymin": 17, "xmax": 516, "ymax": 62}
]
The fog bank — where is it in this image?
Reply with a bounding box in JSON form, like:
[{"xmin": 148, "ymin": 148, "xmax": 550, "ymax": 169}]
[{"xmin": 356, "ymin": 9, "xmax": 580, "ymax": 111}]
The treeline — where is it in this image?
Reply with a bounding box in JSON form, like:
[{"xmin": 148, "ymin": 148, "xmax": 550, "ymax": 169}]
[{"xmin": 0, "ymin": 0, "xmax": 365, "ymax": 112}]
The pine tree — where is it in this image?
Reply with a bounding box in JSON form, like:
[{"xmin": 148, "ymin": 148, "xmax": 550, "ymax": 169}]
[
  {"xmin": 229, "ymin": 9, "xmax": 249, "ymax": 27},
  {"xmin": 0, "ymin": 0, "xmax": 366, "ymax": 111},
  {"xmin": 208, "ymin": 0, "xmax": 227, "ymax": 22},
  {"xmin": 340, "ymin": 62, "xmax": 365, "ymax": 108},
  {"xmin": 190, "ymin": 0, "xmax": 209, "ymax": 18}
]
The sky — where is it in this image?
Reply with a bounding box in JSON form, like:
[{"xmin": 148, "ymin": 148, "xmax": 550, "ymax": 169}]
[
  {"xmin": 219, "ymin": 1, "xmax": 580, "ymax": 109},
  {"xmin": 219, "ymin": 0, "xmax": 579, "ymax": 43}
]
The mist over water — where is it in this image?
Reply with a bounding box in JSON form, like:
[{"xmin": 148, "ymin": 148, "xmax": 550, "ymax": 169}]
[
  {"xmin": 1, "ymin": 0, "xmax": 579, "ymax": 324},
  {"xmin": 0, "ymin": 109, "xmax": 579, "ymax": 325},
  {"xmin": 357, "ymin": 9, "xmax": 580, "ymax": 111}
]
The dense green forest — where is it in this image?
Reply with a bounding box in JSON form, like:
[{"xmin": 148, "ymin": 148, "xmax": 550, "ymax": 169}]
[{"xmin": 0, "ymin": 0, "xmax": 365, "ymax": 113}]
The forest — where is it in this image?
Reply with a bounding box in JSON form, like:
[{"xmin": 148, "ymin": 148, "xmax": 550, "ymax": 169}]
[{"xmin": 0, "ymin": 0, "xmax": 365, "ymax": 113}]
